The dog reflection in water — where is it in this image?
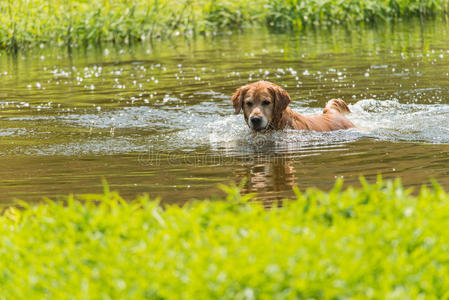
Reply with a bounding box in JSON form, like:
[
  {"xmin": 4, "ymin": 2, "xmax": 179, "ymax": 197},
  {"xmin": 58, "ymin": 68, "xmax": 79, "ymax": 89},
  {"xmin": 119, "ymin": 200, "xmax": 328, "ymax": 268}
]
[{"xmin": 235, "ymin": 154, "xmax": 297, "ymax": 208}]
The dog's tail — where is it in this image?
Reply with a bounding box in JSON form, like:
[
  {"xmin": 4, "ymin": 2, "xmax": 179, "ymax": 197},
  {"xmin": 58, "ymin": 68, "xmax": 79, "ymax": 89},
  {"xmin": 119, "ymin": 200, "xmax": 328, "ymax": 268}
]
[{"xmin": 323, "ymin": 99, "xmax": 351, "ymax": 114}]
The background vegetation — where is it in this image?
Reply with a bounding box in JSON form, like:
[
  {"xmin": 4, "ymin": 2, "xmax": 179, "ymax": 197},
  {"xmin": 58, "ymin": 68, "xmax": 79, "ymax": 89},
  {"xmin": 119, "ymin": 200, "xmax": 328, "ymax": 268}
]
[
  {"xmin": 1, "ymin": 0, "xmax": 449, "ymax": 51},
  {"xmin": 2, "ymin": 179, "xmax": 449, "ymax": 298}
]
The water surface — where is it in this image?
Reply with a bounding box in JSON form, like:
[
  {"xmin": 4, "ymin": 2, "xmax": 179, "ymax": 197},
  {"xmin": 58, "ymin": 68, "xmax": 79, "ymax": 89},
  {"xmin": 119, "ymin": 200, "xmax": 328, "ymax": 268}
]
[{"xmin": 1, "ymin": 20, "xmax": 449, "ymax": 205}]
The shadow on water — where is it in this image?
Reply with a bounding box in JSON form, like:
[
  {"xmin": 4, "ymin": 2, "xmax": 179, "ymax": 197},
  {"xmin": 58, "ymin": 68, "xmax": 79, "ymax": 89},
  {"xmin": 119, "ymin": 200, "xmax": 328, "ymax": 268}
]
[{"xmin": 1, "ymin": 19, "xmax": 449, "ymax": 204}]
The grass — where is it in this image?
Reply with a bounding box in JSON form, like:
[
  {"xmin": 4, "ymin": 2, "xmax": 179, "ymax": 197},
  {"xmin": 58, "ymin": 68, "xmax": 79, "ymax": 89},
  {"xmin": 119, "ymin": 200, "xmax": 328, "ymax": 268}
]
[
  {"xmin": 1, "ymin": 0, "xmax": 449, "ymax": 52},
  {"xmin": 2, "ymin": 178, "xmax": 449, "ymax": 298}
]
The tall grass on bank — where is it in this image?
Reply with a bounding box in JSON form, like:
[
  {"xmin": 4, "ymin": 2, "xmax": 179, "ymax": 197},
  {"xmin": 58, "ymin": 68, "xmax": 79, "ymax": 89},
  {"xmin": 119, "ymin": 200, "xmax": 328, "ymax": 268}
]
[
  {"xmin": 2, "ymin": 178, "xmax": 449, "ymax": 298},
  {"xmin": 1, "ymin": 0, "xmax": 449, "ymax": 51}
]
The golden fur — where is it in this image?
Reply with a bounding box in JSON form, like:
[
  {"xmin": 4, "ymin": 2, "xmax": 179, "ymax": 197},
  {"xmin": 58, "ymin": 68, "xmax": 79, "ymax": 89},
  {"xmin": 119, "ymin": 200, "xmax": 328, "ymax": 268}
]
[{"xmin": 232, "ymin": 81, "xmax": 355, "ymax": 132}]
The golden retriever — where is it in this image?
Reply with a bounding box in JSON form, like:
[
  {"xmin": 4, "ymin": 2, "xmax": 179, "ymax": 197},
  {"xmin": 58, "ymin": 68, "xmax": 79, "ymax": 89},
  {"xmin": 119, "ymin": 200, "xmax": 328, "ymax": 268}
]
[{"xmin": 232, "ymin": 80, "xmax": 355, "ymax": 132}]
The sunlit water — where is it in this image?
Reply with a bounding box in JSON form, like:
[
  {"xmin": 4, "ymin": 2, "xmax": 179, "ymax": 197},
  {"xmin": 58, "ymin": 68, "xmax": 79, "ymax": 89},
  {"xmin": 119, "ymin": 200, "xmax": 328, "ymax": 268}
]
[{"xmin": 1, "ymin": 20, "xmax": 449, "ymax": 205}]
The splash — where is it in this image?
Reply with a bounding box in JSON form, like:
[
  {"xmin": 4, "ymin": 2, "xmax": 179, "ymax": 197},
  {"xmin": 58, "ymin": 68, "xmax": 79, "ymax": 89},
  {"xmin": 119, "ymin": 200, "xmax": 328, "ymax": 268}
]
[{"xmin": 349, "ymin": 99, "xmax": 449, "ymax": 144}]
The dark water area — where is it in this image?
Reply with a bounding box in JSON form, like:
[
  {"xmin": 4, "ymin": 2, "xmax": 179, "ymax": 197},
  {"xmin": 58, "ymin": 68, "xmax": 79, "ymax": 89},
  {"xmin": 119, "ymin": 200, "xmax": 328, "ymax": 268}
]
[{"xmin": 1, "ymin": 20, "xmax": 449, "ymax": 205}]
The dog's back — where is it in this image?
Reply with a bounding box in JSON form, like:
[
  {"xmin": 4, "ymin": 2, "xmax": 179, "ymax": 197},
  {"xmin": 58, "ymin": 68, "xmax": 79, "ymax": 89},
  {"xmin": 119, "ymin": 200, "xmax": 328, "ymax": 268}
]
[{"xmin": 285, "ymin": 98, "xmax": 355, "ymax": 131}]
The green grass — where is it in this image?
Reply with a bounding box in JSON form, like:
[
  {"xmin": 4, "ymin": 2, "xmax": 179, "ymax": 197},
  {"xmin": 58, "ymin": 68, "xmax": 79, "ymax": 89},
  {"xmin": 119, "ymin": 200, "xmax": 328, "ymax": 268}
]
[
  {"xmin": 2, "ymin": 178, "xmax": 449, "ymax": 298},
  {"xmin": 1, "ymin": 0, "xmax": 449, "ymax": 52}
]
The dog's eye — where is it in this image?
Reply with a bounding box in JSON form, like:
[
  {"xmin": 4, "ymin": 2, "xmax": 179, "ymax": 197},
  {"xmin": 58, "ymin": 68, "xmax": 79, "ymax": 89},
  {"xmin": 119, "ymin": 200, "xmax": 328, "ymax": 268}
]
[
  {"xmin": 262, "ymin": 100, "xmax": 271, "ymax": 106},
  {"xmin": 246, "ymin": 102, "xmax": 253, "ymax": 107}
]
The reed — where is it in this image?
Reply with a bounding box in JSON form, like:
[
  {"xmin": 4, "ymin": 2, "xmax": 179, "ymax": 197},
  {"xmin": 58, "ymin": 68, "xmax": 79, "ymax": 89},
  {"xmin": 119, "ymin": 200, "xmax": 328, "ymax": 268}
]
[
  {"xmin": 0, "ymin": 0, "xmax": 448, "ymax": 51},
  {"xmin": 2, "ymin": 178, "xmax": 449, "ymax": 298}
]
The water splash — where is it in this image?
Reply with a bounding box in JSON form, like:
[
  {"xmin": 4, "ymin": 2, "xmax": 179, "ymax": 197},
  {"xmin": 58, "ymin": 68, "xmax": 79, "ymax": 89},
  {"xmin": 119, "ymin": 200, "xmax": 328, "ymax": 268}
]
[{"xmin": 349, "ymin": 99, "xmax": 449, "ymax": 144}]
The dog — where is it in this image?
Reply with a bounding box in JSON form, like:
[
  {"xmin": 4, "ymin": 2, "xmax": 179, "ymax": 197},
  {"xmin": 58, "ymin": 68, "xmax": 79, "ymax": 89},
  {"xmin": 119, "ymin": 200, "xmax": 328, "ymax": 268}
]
[{"xmin": 232, "ymin": 81, "xmax": 355, "ymax": 132}]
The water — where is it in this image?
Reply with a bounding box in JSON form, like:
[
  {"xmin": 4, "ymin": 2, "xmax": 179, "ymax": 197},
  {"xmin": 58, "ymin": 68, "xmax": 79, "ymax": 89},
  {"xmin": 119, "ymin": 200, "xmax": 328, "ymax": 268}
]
[{"xmin": 1, "ymin": 20, "xmax": 449, "ymax": 205}]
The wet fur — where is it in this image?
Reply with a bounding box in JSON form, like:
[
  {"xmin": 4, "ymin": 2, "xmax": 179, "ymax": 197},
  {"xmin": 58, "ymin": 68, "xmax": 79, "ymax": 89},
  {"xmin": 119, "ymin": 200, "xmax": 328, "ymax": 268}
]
[{"xmin": 232, "ymin": 81, "xmax": 355, "ymax": 132}]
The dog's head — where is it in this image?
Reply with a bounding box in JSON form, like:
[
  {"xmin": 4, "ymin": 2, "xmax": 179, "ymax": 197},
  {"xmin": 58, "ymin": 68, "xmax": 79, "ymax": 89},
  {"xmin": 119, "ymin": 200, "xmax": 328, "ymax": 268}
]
[{"xmin": 231, "ymin": 81, "xmax": 291, "ymax": 132}]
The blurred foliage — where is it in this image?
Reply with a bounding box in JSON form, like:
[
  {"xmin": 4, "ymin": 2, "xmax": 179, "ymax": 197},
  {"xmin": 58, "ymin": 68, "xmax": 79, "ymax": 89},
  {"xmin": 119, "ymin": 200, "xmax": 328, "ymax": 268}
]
[
  {"xmin": 0, "ymin": 0, "xmax": 448, "ymax": 51},
  {"xmin": 2, "ymin": 178, "xmax": 449, "ymax": 298}
]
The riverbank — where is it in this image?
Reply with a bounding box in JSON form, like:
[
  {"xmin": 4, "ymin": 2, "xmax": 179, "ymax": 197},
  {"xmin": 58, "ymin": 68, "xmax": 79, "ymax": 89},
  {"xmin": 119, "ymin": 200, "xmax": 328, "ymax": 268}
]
[
  {"xmin": 1, "ymin": 0, "xmax": 448, "ymax": 51},
  {"xmin": 1, "ymin": 179, "xmax": 449, "ymax": 298}
]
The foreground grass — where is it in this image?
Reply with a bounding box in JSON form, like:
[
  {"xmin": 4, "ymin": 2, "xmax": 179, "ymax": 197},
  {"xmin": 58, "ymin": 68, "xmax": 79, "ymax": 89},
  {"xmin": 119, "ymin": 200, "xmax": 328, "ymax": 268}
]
[
  {"xmin": 1, "ymin": 179, "xmax": 449, "ymax": 298},
  {"xmin": 1, "ymin": 0, "xmax": 449, "ymax": 51}
]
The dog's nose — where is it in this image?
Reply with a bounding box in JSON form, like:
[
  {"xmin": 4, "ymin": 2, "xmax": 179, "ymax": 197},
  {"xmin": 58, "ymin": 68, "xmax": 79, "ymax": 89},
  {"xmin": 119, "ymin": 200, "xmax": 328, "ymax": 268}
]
[{"xmin": 250, "ymin": 116, "xmax": 262, "ymax": 126}]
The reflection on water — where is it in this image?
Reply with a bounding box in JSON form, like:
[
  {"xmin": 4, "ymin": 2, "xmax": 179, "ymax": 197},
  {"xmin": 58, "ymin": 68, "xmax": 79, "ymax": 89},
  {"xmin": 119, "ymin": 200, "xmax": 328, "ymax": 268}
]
[{"xmin": 0, "ymin": 20, "xmax": 449, "ymax": 204}]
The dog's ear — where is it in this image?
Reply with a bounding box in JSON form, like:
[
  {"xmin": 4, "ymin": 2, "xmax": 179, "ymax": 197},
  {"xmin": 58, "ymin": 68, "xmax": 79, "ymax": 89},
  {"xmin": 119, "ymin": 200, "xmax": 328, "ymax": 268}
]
[
  {"xmin": 269, "ymin": 85, "xmax": 291, "ymax": 123},
  {"xmin": 231, "ymin": 86, "xmax": 248, "ymax": 114}
]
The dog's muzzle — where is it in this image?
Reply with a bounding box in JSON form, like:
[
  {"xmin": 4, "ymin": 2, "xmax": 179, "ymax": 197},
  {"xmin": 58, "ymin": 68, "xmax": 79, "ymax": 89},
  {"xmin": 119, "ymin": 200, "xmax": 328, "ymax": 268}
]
[{"xmin": 249, "ymin": 116, "xmax": 268, "ymax": 132}]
